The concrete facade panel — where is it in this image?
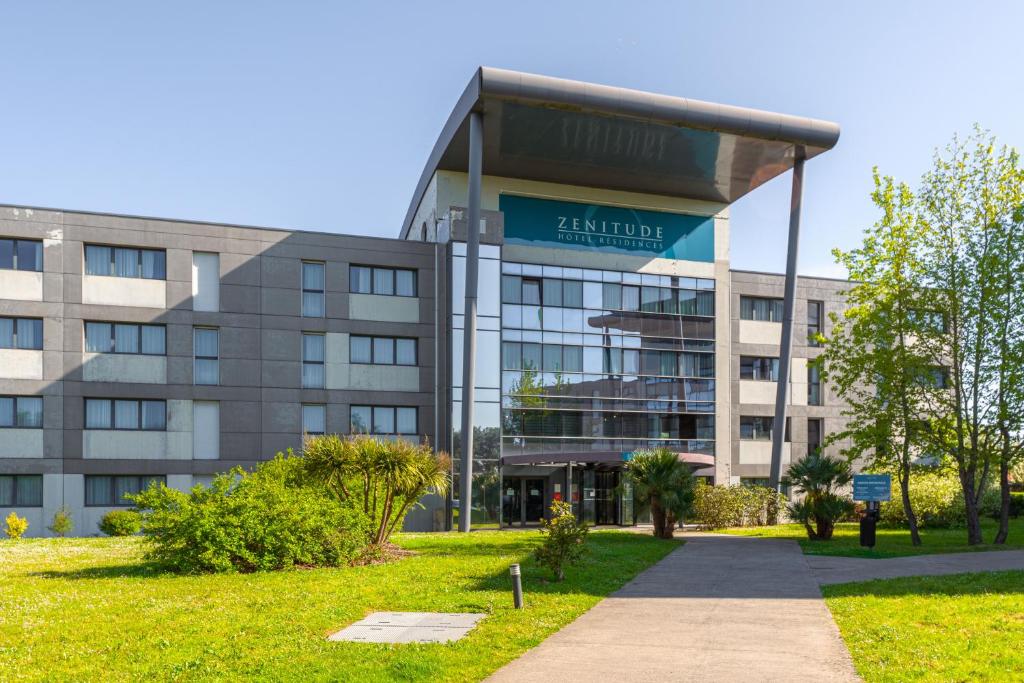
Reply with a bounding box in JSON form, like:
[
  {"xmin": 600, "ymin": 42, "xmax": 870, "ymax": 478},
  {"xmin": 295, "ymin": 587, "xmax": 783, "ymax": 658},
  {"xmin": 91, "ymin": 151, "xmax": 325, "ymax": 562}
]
[
  {"xmin": 349, "ymin": 294, "xmax": 420, "ymax": 323},
  {"xmin": 0, "ymin": 271, "xmax": 43, "ymax": 301},
  {"xmin": 81, "ymin": 353, "xmax": 167, "ymax": 384},
  {"xmin": 0, "ymin": 350, "xmax": 43, "ymax": 380},
  {"xmin": 82, "ymin": 275, "xmax": 166, "ymax": 308},
  {"xmin": 0, "ymin": 429, "xmax": 44, "ymax": 458}
]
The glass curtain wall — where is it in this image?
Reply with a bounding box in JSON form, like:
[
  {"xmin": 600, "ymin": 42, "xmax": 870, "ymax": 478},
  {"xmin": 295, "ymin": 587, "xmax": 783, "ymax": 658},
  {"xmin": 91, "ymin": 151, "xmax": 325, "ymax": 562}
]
[{"xmin": 500, "ymin": 263, "xmax": 716, "ymax": 461}]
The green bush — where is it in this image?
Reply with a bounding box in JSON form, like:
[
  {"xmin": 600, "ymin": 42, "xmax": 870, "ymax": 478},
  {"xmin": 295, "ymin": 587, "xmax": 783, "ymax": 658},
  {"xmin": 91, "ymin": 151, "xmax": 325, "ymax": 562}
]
[
  {"xmin": 690, "ymin": 483, "xmax": 786, "ymax": 529},
  {"xmin": 534, "ymin": 500, "xmax": 588, "ymax": 581},
  {"xmin": 131, "ymin": 454, "xmax": 371, "ymax": 573},
  {"xmin": 4, "ymin": 511, "xmax": 28, "ymax": 539},
  {"xmin": 99, "ymin": 510, "xmax": 142, "ymax": 536},
  {"xmin": 880, "ymin": 471, "xmax": 964, "ymax": 528},
  {"xmin": 48, "ymin": 506, "xmax": 74, "ymax": 537}
]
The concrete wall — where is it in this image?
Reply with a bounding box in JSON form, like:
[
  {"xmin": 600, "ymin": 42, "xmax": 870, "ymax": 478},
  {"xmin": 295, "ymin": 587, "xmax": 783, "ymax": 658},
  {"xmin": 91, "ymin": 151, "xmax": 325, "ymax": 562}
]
[
  {"xmin": 0, "ymin": 203, "xmax": 440, "ymax": 536},
  {"xmin": 0, "ymin": 270, "xmax": 43, "ymax": 301},
  {"xmin": 730, "ymin": 270, "xmax": 852, "ymax": 481}
]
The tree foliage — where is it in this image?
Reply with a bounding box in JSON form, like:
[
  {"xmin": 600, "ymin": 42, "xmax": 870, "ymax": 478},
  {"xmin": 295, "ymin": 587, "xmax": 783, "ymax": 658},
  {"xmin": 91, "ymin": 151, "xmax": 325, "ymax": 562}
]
[
  {"xmin": 301, "ymin": 434, "xmax": 450, "ymax": 545},
  {"xmin": 783, "ymin": 453, "xmax": 855, "ymax": 541},
  {"xmin": 820, "ymin": 169, "xmax": 947, "ymax": 546},
  {"xmin": 622, "ymin": 448, "xmax": 695, "ymax": 539},
  {"xmin": 534, "ymin": 500, "xmax": 589, "ymax": 581}
]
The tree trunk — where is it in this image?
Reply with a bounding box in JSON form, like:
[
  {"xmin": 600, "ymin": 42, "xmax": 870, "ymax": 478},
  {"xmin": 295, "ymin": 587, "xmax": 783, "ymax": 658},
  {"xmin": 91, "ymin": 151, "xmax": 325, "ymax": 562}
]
[
  {"xmin": 651, "ymin": 499, "xmax": 666, "ymax": 538},
  {"xmin": 662, "ymin": 512, "xmax": 677, "ymax": 539},
  {"xmin": 899, "ymin": 465, "xmax": 921, "ymax": 546},
  {"xmin": 995, "ymin": 457, "xmax": 1010, "ymax": 544},
  {"xmin": 964, "ymin": 490, "xmax": 983, "ymax": 545},
  {"xmin": 815, "ymin": 516, "xmax": 834, "ymax": 541}
]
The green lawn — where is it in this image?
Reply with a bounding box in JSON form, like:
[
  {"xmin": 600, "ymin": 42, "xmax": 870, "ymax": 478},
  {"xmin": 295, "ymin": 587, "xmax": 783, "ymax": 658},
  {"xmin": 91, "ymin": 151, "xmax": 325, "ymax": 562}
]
[
  {"xmin": 825, "ymin": 571, "xmax": 1024, "ymax": 682},
  {"xmin": 0, "ymin": 530, "xmax": 676, "ymax": 682},
  {"xmin": 716, "ymin": 517, "xmax": 1024, "ymax": 558}
]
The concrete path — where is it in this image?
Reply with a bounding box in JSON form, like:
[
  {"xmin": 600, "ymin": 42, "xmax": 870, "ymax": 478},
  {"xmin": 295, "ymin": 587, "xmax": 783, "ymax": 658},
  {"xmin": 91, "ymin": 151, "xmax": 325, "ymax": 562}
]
[
  {"xmin": 488, "ymin": 534, "xmax": 859, "ymax": 682},
  {"xmin": 810, "ymin": 549, "xmax": 1024, "ymax": 585}
]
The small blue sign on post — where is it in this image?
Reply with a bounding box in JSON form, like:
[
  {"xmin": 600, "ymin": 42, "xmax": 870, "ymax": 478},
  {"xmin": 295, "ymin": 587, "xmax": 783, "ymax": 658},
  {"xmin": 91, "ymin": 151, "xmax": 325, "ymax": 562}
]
[{"xmin": 853, "ymin": 474, "xmax": 892, "ymax": 502}]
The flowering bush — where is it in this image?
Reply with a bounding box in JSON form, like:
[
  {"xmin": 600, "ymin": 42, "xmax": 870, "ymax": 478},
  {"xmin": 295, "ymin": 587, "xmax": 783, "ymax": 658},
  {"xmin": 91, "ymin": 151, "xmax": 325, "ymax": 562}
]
[
  {"xmin": 4, "ymin": 512, "xmax": 29, "ymax": 539},
  {"xmin": 535, "ymin": 500, "xmax": 588, "ymax": 581}
]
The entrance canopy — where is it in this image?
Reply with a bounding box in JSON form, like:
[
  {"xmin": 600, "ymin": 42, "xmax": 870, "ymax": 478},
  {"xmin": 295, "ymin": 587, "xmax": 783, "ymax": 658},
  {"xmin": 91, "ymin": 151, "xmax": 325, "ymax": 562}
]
[{"xmin": 401, "ymin": 67, "xmax": 840, "ymax": 238}]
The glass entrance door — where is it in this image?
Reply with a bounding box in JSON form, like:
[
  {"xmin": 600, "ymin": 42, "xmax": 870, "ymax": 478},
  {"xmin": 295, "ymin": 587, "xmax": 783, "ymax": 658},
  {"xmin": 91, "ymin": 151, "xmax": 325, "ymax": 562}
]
[
  {"xmin": 595, "ymin": 471, "xmax": 618, "ymax": 525},
  {"xmin": 524, "ymin": 479, "xmax": 545, "ymax": 524}
]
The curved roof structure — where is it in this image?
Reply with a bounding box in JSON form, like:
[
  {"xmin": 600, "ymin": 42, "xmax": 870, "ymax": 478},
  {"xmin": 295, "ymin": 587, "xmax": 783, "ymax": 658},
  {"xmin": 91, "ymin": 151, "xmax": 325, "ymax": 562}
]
[{"xmin": 400, "ymin": 67, "xmax": 840, "ymax": 238}]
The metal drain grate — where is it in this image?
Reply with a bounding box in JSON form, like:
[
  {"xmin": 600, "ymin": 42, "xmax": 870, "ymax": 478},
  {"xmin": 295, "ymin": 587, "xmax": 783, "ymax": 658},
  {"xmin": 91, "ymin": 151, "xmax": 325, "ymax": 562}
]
[{"xmin": 327, "ymin": 612, "xmax": 485, "ymax": 644}]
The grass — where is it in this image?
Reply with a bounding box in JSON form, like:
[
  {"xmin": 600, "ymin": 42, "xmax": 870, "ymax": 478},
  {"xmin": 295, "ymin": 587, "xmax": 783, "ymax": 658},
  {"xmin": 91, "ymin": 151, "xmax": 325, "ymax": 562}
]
[
  {"xmin": 0, "ymin": 530, "xmax": 677, "ymax": 682},
  {"xmin": 715, "ymin": 517, "xmax": 1024, "ymax": 558},
  {"xmin": 824, "ymin": 571, "xmax": 1024, "ymax": 682}
]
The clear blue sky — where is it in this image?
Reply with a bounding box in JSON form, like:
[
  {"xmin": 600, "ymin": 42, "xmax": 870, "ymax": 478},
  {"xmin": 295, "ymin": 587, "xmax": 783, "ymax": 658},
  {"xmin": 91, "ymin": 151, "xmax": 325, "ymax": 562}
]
[{"xmin": 2, "ymin": 1, "xmax": 1022, "ymax": 277}]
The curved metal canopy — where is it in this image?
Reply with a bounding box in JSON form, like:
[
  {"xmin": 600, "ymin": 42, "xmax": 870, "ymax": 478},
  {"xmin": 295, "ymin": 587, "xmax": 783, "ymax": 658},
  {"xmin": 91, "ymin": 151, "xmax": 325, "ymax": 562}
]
[{"xmin": 401, "ymin": 67, "xmax": 840, "ymax": 238}]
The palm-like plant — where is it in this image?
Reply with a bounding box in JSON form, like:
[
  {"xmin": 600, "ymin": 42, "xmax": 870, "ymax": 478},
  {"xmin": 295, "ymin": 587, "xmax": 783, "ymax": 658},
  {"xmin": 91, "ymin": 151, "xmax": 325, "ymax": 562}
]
[
  {"xmin": 302, "ymin": 434, "xmax": 450, "ymax": 545},
  {"xmin": 623, "ymin": 448, "xmax": 695, "ymax": 539},
  {"xmin": 783, "ymin": 453, "xmax": 855, "ymax": 540}
]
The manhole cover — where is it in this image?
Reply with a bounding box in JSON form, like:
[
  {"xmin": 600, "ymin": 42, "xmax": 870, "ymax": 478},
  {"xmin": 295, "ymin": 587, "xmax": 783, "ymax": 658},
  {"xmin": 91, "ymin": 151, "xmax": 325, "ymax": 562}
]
[{"xmin": 327, "ymin": 612, "xmax": 485, "ymax": 644}]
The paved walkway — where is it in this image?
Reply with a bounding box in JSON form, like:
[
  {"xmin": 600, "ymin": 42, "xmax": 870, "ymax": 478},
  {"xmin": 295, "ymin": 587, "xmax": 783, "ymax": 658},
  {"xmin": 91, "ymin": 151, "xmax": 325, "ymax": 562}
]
[
  {"xmin": 810, "ymin": 549, "xmax": 1024, "ymax": 585},
  {"xmin": 488, "ymin": 534, "xmax": 860, "ymax": 682}
]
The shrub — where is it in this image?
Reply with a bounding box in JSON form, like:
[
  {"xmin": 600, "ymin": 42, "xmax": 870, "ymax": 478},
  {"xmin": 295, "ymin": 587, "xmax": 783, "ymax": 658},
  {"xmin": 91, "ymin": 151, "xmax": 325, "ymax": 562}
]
[
  {"xmin": 48, "ymin": 506, "xmax": 74, "ymax": 537},
  {"xmin": 690, "ymin": 483, "xmax": 786, "ymax": 528},
  {"xmin": 302, "ymin": 434, "xmax": 450, "ymax": 545},
  {"xmin": 99, "ymin": 510, "xmax": 142, "ymax": 536},
  {"xmin": 4, "ymin": 512, "xmax": 28, "ymax": 539},
  {"xmin": 622, "ymin": 448, "xmax": 695, "ymax": 539},
  {"xmin": 534, "ymin": 500, "xmax": 588, "ymax": 581},
  {"xmin": 783, "ymin": 453, "xmax": 855, "ymax": 541},
  {"xmin": 880, "ymin": 471, "xmax": 1004, "ymax": 529},
  {"xmin": 131, "ymin": 454, "xmax": 372, "ymax": 573}
]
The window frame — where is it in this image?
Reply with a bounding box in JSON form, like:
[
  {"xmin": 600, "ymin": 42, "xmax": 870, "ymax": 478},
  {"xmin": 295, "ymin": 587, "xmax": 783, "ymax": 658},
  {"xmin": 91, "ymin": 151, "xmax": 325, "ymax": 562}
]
[
  {"xmin": 0, "ymin": 396, "xmax": 44, "ymax": 428},
  {"xmin": 301, "ymin": 261, "xmax": 326, "ymax": 318},
  {"xmin": 84, "ymin": 321, "xmax": 166, "ymax": 356},
  {"xmin": 349, "ymin": 405, "xmax": 418, "ymax": 436},
  {"xmin": 83, "ymin": 398, "xmax": 167, "ymax": 431},
  {"xmin": 83, "ymin": 244, "xmax": 166, "ymax": 280},
  {"xmin": 301, "ymin": 403, "xmax": 326, "ymax": 436},
  {"xmin": 349, "ymin": 335, "xmax": 417, "ymax": 366},
  {"xmin": 0, "ymin": 317, "xmax": 43, "ymax": 350},
  {"xmin": 740, "ymin": 356, "xmax": 779, "ymax": 382},
  {"xmin": 739, "ymin": 296, "xmax": 784, "ymax": 322},
  {"xmin": 83, "ymin": 474, "xmax": 165, "ymax": 507},
  {"xmin": 349, "ymin": 265, "xmax": 417, "ymax": 297},
  {"xmin": 0, "ymin": 238, "xmax": 43, "ymax": 272},
  {"xmin": 193, "ymin": 326, "xmax": 220, "ymax": 386},
  {"xmin": 807, "ymin": 300, "xmax": 823, "ymax": 346},
  {"xmin": 0, "ymin": 474, "xmax": 43, "ymax": 507},
  {"xmin": 301, "ymin": 332, "xmax": 326, "ymax": 389}
]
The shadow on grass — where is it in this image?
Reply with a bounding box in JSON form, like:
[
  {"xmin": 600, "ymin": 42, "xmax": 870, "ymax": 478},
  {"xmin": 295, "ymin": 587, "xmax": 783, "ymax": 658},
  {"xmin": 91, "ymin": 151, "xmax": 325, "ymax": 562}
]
[
  {"xmin": 30, "ymin": 562, "xmax": 169, "ymax": 580},
  {"xmin": 824, "ymin": 569, "xmax": 1024, "ymax": 599}
]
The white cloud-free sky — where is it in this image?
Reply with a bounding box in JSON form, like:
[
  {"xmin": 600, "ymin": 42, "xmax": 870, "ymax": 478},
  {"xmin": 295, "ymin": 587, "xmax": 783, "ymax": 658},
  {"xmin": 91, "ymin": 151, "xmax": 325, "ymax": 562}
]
[{"xmin": 2, "ymin": 1, "xmax": 1022, "ymax": 276}]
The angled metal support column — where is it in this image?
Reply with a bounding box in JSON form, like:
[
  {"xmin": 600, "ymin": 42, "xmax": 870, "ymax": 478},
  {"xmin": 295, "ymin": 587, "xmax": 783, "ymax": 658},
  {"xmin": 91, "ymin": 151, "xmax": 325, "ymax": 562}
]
[
  {"xmin": 458, "ymin": 110, "xmax": 483, "ymax": 532},
  {"xmin": 769, "ymin": 149, "xmax": 806, "ymax": 491}
]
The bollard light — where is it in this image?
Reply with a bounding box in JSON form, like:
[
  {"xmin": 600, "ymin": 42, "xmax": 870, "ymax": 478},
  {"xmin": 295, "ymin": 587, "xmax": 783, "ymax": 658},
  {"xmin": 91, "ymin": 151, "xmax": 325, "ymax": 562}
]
[{"xmin": 510, "ymin": 564, "xmax": 524, "ymax": 609}]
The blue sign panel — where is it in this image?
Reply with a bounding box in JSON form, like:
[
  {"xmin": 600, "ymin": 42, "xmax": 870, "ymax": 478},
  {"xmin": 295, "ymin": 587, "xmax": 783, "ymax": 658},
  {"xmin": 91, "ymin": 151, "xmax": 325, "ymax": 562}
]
[
  {"xmin": 499, "ymin": 194, "xmax": 715, "ymax": 261},
  {"xmin": 853, "ymin": 474, "xmax": 892, "ymax": 502}
]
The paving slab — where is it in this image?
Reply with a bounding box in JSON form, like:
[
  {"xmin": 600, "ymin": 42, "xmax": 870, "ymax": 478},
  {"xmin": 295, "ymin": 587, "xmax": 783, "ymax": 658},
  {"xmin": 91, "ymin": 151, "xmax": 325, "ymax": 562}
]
[
  {"xmin": 488, "ymin": 534, "xmax": 859, "ymax": 682},
  {"xmin": 327, "ymin": 611, "xmax": 484, "ymax": 644},
  {"xmin": 809, "ymin": 549, "xmax": 1024, "ymax": 585}
]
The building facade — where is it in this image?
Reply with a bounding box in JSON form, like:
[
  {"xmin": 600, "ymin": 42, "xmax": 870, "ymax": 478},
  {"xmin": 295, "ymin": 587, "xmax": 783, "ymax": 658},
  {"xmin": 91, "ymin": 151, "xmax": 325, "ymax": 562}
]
[{"xmin": 1, "ymin": 67, "xmax": 849, "ymax": 535}]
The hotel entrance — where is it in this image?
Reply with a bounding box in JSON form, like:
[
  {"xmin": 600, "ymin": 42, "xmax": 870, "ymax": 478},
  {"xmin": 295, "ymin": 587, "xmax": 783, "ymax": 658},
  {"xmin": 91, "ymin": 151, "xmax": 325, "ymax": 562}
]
[
  {"xmin": 572, "ymin": 466, "xmax": 634, "ymax": 526},
  {"xmin": 502, "ymin": 477, "xmax": 546, "ymax": 526}
]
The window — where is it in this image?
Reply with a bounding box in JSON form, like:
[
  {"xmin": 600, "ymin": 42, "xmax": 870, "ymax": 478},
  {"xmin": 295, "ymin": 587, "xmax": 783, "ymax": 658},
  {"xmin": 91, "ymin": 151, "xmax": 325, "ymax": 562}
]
[
  {"xmin": 349, "ymin": 336, "xmax": 417, "ymax": 365},
  {"xmin": 85, "ymin": 475, "xmax": 164, "ymax": 507},
  {"xmin": 0, "ymin": 238, "xmax": 43, "ymax": 271},
  {"xmin": 84, "ymin": 399, "xmax": 166, "ymax": 430},
  {"xmin": 194, "ymin": 328, "xmax": 219, "ymax": 385},
  {"xmin": 0, "ymin": 317, "xmax": 42, "ymax": 349},
  {"xmin": 807, "ymin": 301, "xmax": 823, "ymax": 346},
  {"xmin": 84, "ymin": 322, "xmax": 165, "ymax": 355},
  {"xmin": 84, "ymin": 245, "xmax": 166, "ymax": 279},
  {"xmin": 808, "ymin": 418, "xmax": 823, "ymax": 456},
  {"xmin": 740, "ymin": 416, "xmax": 775, "ymax": 441},
  {"xmin": 922, "ymin": 366, "xmax": 949, "ymax": 389},
  {"xmin": 349, "ymin": 266, "xmax": 416, "ymax": 296},
  {"xmin": 0, "ymin": 474, "xmax": 43, "ymax": 506},
  {"xmin": 350, "ymin": 406, "xmax": 417, "ymax": 436},
  {"xmin": 0, "ymin": 396, "xmax": 43, "ymax": 428},
  {"xmin": 192, "ymin": 401, "xmax": 219, "ymax": 460},
  {"xmin": 302, "ymin": 333, "xmax": 325, "ymax": 388},
  {"xmin": 740, "ymin": 356, "xmax": 779, "ymax": 381},
  {"xmin": 302, "ymin": 261, "xmax": 325, "ymax": 317},
  {"xmin": 302, "ymin": 404, "xmax": 326, "ymax": 435},
  {"xmin": 808, "ymin": 364, "xmax": 822, "ymax": 405},
  {"xmin": 740, "ymin": 296, "xmax": 784, "ymax": 322}
]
